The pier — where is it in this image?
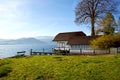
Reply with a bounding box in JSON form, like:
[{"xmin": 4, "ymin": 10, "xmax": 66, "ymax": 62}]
[{"xmin": 30, "ymin": 49, "xmax": 54, "ymax": 55}]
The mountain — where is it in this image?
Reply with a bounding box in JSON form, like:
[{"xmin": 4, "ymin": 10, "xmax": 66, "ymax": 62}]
[
  {"xmin": 35, "ymin": 36, "xmax": 55, "ymax": 44},
  {"xmin": 0, "ymin": 39, "xmax": 11, "ymax": 45},
  {"xmin": 0, "ymin": 38, "xmax": 44, "ymax": 45},
  {"xmin": 0, "ymin": 36, "xmax": 55, "ymax": 45}
]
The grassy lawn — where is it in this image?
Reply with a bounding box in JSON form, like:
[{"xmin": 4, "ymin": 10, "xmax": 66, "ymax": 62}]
[{"xmin": 0, "ymin": 54, "xmax": 120, "ymax": 80}]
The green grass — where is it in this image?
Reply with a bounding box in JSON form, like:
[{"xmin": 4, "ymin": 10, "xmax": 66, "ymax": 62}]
[{"xmin": 0, "ymin": 54, "xmax": 120, "ymax": 80}]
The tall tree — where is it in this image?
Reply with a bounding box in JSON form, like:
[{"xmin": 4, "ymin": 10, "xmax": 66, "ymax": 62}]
[
  {"xmin": 96, "ymin": 12, "xmax": 116, "ymax": 35},
  {"xmin": 75, "ymin": 0, "xmax": 117, "ymax": 36}
]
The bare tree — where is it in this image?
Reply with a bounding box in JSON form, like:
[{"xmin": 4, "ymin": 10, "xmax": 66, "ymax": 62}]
[{"xmin": 75, "ymin": 0, "xmax": 117, "ymax": 36}]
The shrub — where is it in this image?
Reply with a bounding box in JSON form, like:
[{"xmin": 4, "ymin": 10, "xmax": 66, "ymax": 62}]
[
  {"xmin": 91, "ymin": 35, "xmax": 115, "ymax": 49},
  {"xmin": 114, "ymin": 33, "xmax": 120, "ymax": 47},
  {"xmin": 91, "ymin": 33, "xmax": 120, "ymax": 49}
]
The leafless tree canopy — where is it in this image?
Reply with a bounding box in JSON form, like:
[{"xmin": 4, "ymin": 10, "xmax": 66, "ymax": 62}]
[{"xmin": 75, "ymin": 0, "xmax": 117, "ymax": 36}]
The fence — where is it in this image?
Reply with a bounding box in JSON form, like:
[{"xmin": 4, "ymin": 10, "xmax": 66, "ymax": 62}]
[
  {"xmin": 70, "ymin": 47, "xmax": 120, "ymax": 55},
  {"xmin": 28, "ymin": 47, "xmax": 120, "ymax": 55}
]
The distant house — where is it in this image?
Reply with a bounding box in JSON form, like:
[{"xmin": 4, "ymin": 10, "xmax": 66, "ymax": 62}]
[{"xmin": 53, "ymin": 31, "xmax": 99, "ymax": 54}]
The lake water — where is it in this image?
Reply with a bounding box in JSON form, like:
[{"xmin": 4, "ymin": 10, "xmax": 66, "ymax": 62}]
[{"xmin": 0, "ymin": 44, "xmax": 55, "ymax": 59}]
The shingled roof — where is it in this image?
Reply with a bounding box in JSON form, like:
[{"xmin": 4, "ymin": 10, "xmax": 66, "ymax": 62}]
[
  {"xmin": 67, "ymin": 36, "xmax": 99, "ymax": 45},
  {"xmin": 53, "ymin": 31, "xmax": 86, "ymax": 41}
]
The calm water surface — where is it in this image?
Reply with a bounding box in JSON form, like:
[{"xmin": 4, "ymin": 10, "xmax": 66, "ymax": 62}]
[{"xmin": 0, "ymin": 44, "xmax": 55, "ymax": 59}]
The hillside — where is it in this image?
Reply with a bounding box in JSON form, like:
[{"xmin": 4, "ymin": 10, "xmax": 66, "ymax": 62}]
[
  {"xmin": 35, "ymin": 36, "xmax": 55, "ymax": 44},
  {"xmin": 0, "ymin": 36, "xmax": 55, "ymax": 45},
  {"xmin": 0, "ymin": 54, "xmax": 120, "ymax": 80}
]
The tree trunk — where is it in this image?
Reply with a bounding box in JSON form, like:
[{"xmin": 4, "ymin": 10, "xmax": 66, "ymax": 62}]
[{"xmin": 91, "ymin": 18, "xmax": 95, "ymax": 36}]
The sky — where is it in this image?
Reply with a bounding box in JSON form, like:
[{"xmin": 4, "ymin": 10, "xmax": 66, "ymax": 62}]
[
  {"xmin": 0, "ymin": 0, "xmax": 92, "ymax": 39},
  {"xmin": 0, "ymin": 0, "xmax": 120, "ymax": 39}
]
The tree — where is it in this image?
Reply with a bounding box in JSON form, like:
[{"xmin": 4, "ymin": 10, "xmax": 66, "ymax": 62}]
[
  {"xmin": 96, "ymin": 12, "xmax": 116, "ymax": 35},
  {"xmin": 75, "ymin": 0, "xmax": 117, "ymax": 36}
]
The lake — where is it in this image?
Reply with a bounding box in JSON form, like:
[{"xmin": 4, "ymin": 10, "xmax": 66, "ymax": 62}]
[{"xmin": 0, "ymin": 44, "xmax": 55, "ymax": 59}]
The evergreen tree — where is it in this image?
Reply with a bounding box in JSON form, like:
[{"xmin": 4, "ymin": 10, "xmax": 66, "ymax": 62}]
[{"xmin": 96, "ymin": 12, "xmax": 116, "ymax": 35}]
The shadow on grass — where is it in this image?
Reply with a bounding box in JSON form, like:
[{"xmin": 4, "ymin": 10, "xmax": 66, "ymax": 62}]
[
  {"xmin": 0, "ymin": 66, "xmax": 12, "ymax": 77},
  {"xmin": 81, "ymin": 59, "xmax": 105, "ymax": 64},
  {"xmin": 53, "ymin": 57, "xmax": 63, "ymax": 61}
]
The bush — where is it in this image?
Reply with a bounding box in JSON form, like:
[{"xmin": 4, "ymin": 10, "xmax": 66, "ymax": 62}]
[
  {"xmin": 91, "ymin": 35, "xmax": 115, "ymax": 49},
  {"xmin": 114, "ymin": 33, "xmax": 120, "ymax": 47},
  {"xmin": 91, "ymin": 33, "xmax": 120, "ymax": 49},
  {"xmin": 0, "ymin": 66, "xmax": 12, "ymax": 77}
]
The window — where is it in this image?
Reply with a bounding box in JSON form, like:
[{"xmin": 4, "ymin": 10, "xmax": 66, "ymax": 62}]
[{"xmin": 71, "ymin": 45, "xmax": 90, "ymax": 50}]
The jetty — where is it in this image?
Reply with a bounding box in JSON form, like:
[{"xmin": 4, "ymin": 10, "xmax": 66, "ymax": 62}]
[{"xmin": 30, "ymin": 49, "xmax": 54, "ymax": 55}]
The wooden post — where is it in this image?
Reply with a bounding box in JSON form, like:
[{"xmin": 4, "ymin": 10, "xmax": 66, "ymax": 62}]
[
  {"xmin": 68, "ymin": 49, "xmax": 70, "ymax": 55},
  {"xmin": 43, "ymin": 48, "xmax": 44, "ymax": 54},
  {"xmin": 30, "ymin": 49, "xmax": 33, "ymax": 56},
  {"xmin": 109, "ymin": 48, "xmax": 110, "ymax": 54},
  {"xmin": 79, "ymin": 49, "xmax": 80, "ymax": 54},
  {"xmin": 52, "ymin": 48, "xmax": 54, "ymax": 53},
  {"xmin": 52, "ymin": 48, "xmax": 54, "ymax": 52},
  {"xmin": 117, "ymin": 47, "xmax": 118, "ymax": 53},
  {"xmin": 59, "ymin": 47, "xmax": 60, "ymax": 53},
  {"xmin": 93, "ymin": 49, "xmax": 95, "ymax": 55},
  {"xmin": 80, "ymin": 49, "xmax": 82, "ymax": 54}
]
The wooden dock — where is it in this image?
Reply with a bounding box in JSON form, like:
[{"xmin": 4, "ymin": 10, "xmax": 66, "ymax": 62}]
[{"xmin": 30, "ymin": 49, "xmax": 54, "ymax": 55}]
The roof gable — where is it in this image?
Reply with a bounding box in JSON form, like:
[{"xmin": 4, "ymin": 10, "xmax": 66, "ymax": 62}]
[{"xmin": 53, "ymin": 31, "xmax": 86, "ymax": 41}]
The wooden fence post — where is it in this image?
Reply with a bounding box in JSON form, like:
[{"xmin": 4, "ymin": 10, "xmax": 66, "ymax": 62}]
[
  {"xmin": 43, "ymin": 48, "xmax": 44, "ymax": 54},
  {"xmin": 117, "ymin": 47, "xmax": 118, "ymax": 53},
  {"xmin": 109, "ymin": 48, "xmax": 110, "ymax": 54},
  {"xmin": 93, "ymin": 49, "xmax": 95, "ymax": 55},
  {"xmin": 30, "ymin": 49, "xmax": 33, "ymax": 56},
  {"xmin": 80, "ymin": 49, "xmax": 82, "ymax": 54}
]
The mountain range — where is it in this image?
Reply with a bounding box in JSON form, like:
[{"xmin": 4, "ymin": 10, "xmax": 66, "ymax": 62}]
[{"xmin": 0, "ymin": 36, "xmax": 55, "ymax": 45}]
